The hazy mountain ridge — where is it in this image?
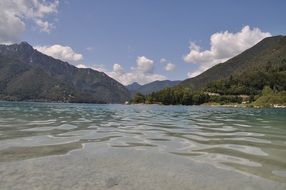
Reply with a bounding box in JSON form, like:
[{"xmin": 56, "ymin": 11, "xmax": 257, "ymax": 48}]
[
  {"xmin": 127, "ymin": 80, "xmax": 181, "ymax": 95},
  {"xmin": 126, "ymin": 82, "xmax": 142, "ymax": 92},
  {"xmin": 0, "ymin": 42, "xmax": 131, "ymax": 103}
]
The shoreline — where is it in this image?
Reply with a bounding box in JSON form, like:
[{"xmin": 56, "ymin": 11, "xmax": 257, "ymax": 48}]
[
  {"xmin": 1, "ymin": 100, "xmax": 285, "ymax": 109},
  {"xmin": 129, "ymin": 102, "xmax": 286, "ymax": 109}
]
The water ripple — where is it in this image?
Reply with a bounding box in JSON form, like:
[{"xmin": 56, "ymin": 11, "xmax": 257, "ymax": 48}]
[{"xmin": 0, "ymin": 102, "xmax": 285, "ymax": 183}]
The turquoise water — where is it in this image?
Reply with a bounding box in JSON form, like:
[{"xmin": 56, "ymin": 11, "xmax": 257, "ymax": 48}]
[{"xmin": 0, "ymin": 102, "xmax": 285, "ymax": 190}]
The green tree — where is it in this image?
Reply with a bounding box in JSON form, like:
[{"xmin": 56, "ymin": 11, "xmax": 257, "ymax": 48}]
[
  {"xmin": 262, "ymin": 86, "xmax": 273, "ymax": 96},
  {"xmin": 133, "ymin": 93, "xmax": 145, "ymax": 103}
]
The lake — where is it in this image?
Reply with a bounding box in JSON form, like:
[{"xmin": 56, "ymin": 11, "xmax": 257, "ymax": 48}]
[{"xmin": 0, "ymin": 101, "xmax": 285, "ymax": 190}]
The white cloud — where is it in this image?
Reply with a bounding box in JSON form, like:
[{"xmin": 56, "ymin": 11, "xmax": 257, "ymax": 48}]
[
  {"xmin": 187, "ymin": 70, "xmax": 203, "ymax": 78},
  {"xmin": 160, "ymin": 58, "xmax": 176, "ymax": 71},
  {"xmin": 184, "ymin": 26, "xmax": 272, "ymax": 78},
  {"xmin": 136, "ymin": 56, "xmax": 154, "ymax": 73},
  {"xmin": 165, "ymin": 63, "xmax": 175, "ymax": 71},
  {"xmin": 113, "ymin": 63, "xmax": 125, "ymax": 75},
  {"xmin": 76, "ymin": 64, "xmax": 87, "ymax": 69},
  {"xmin": 92, "ymin": 64, "xmax": 107, "ymax": 72},
  {"xmin": 35, "ymin": 19, "xmax": 54, "ymax": 33},
  {"xmin": 108, "ymin": 56, "xmax": 166, "ymax": 85},
  {"xmin": 76, "ymin": 63, "xmax": 107, "ymax": 73},
  {"xmin": 75, "ymin": 56, "xmax": 166, "ymax": 85},
  {"xmin": 0, "ymin": 0, "xmax": 59, "ymax": 43},
  {"xmin": 35, "ymin": 44, "xmax": 83, "ymax": 63}
]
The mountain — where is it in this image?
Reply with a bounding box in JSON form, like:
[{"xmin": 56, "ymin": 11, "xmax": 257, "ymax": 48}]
[
  {"xmin": 127, "ymin": 80, "xmax": 181, "ymax": 95},
  {"xmin": 0, "ymin": 42, "xmax": 131, "ymax": 103},
  {"xmin": 180, "ymin": 35, "xmax": 286, "ymax": 90},
  {"xmin": 126, "ymin": 82, "xmax": 142, "ymax": 92},
  {"xmin": 131, "ymin": 35, "xmax": 286, "ymax": 106}
]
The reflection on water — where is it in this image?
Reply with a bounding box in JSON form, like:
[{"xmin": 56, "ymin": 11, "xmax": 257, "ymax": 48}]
[{"xmin": 0, "ymin": 101, "xmax": 285, "ymax": 185}]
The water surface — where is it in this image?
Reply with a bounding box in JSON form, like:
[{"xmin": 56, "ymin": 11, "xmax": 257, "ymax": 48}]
[{"xmin": 0, "ymin": 102, "xmax": 285, "ymax": 190}]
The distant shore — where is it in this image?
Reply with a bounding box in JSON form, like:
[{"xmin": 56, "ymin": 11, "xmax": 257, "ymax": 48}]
[
  {"xmin": 128, "ymin": 102, "xmax": 286, "ymax": 109},
  {"xmin": 1, "ymin": 100, "xmax": 285, "ymax": 109}
]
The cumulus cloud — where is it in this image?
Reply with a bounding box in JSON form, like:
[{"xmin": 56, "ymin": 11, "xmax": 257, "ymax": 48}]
[
  {"xmin": 75, "ymin": 56, "xmax": 166, "ymax": 85},
  {"xmin": 160, "ymin": 58, "xmax": 176, "ymax": 71},
  {"xmin": 108, "ymin": 56, "xmax": 166, "ymax": 85},
  {"xmin": 183, "ymin": 26, "xmax": 272, "ymax": 78},
  {"xmin": 136, "ymin": 56, "xmax": 154, "ymax": 73},
  {"xmin": 0, "ymin": 0, "xmax": 59, "ymax": 43},
  {"xmin": 113, "ymin": 63, "xmax": 125, "ymax": 75},
  {"xmin": 35, "ymin": 44, "xmax": 83, "ymax": 63},
  {"xmin": 76, "ymin": 64, "xmax": 87, "ymax": 69},
  {"xmin": 76, "ymin": 63, "xmax": 106, "ymax": 72}
]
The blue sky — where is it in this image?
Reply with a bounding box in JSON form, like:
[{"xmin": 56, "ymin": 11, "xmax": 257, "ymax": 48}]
[{"xmin": 1, "ymin": 0, "xmax": 286, "ymax": 85}]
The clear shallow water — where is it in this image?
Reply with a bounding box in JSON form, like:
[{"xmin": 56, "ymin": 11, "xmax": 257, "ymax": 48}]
[{"xmin": 0, "ymin": 102, "xmax": 285, "ymax": 190}]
